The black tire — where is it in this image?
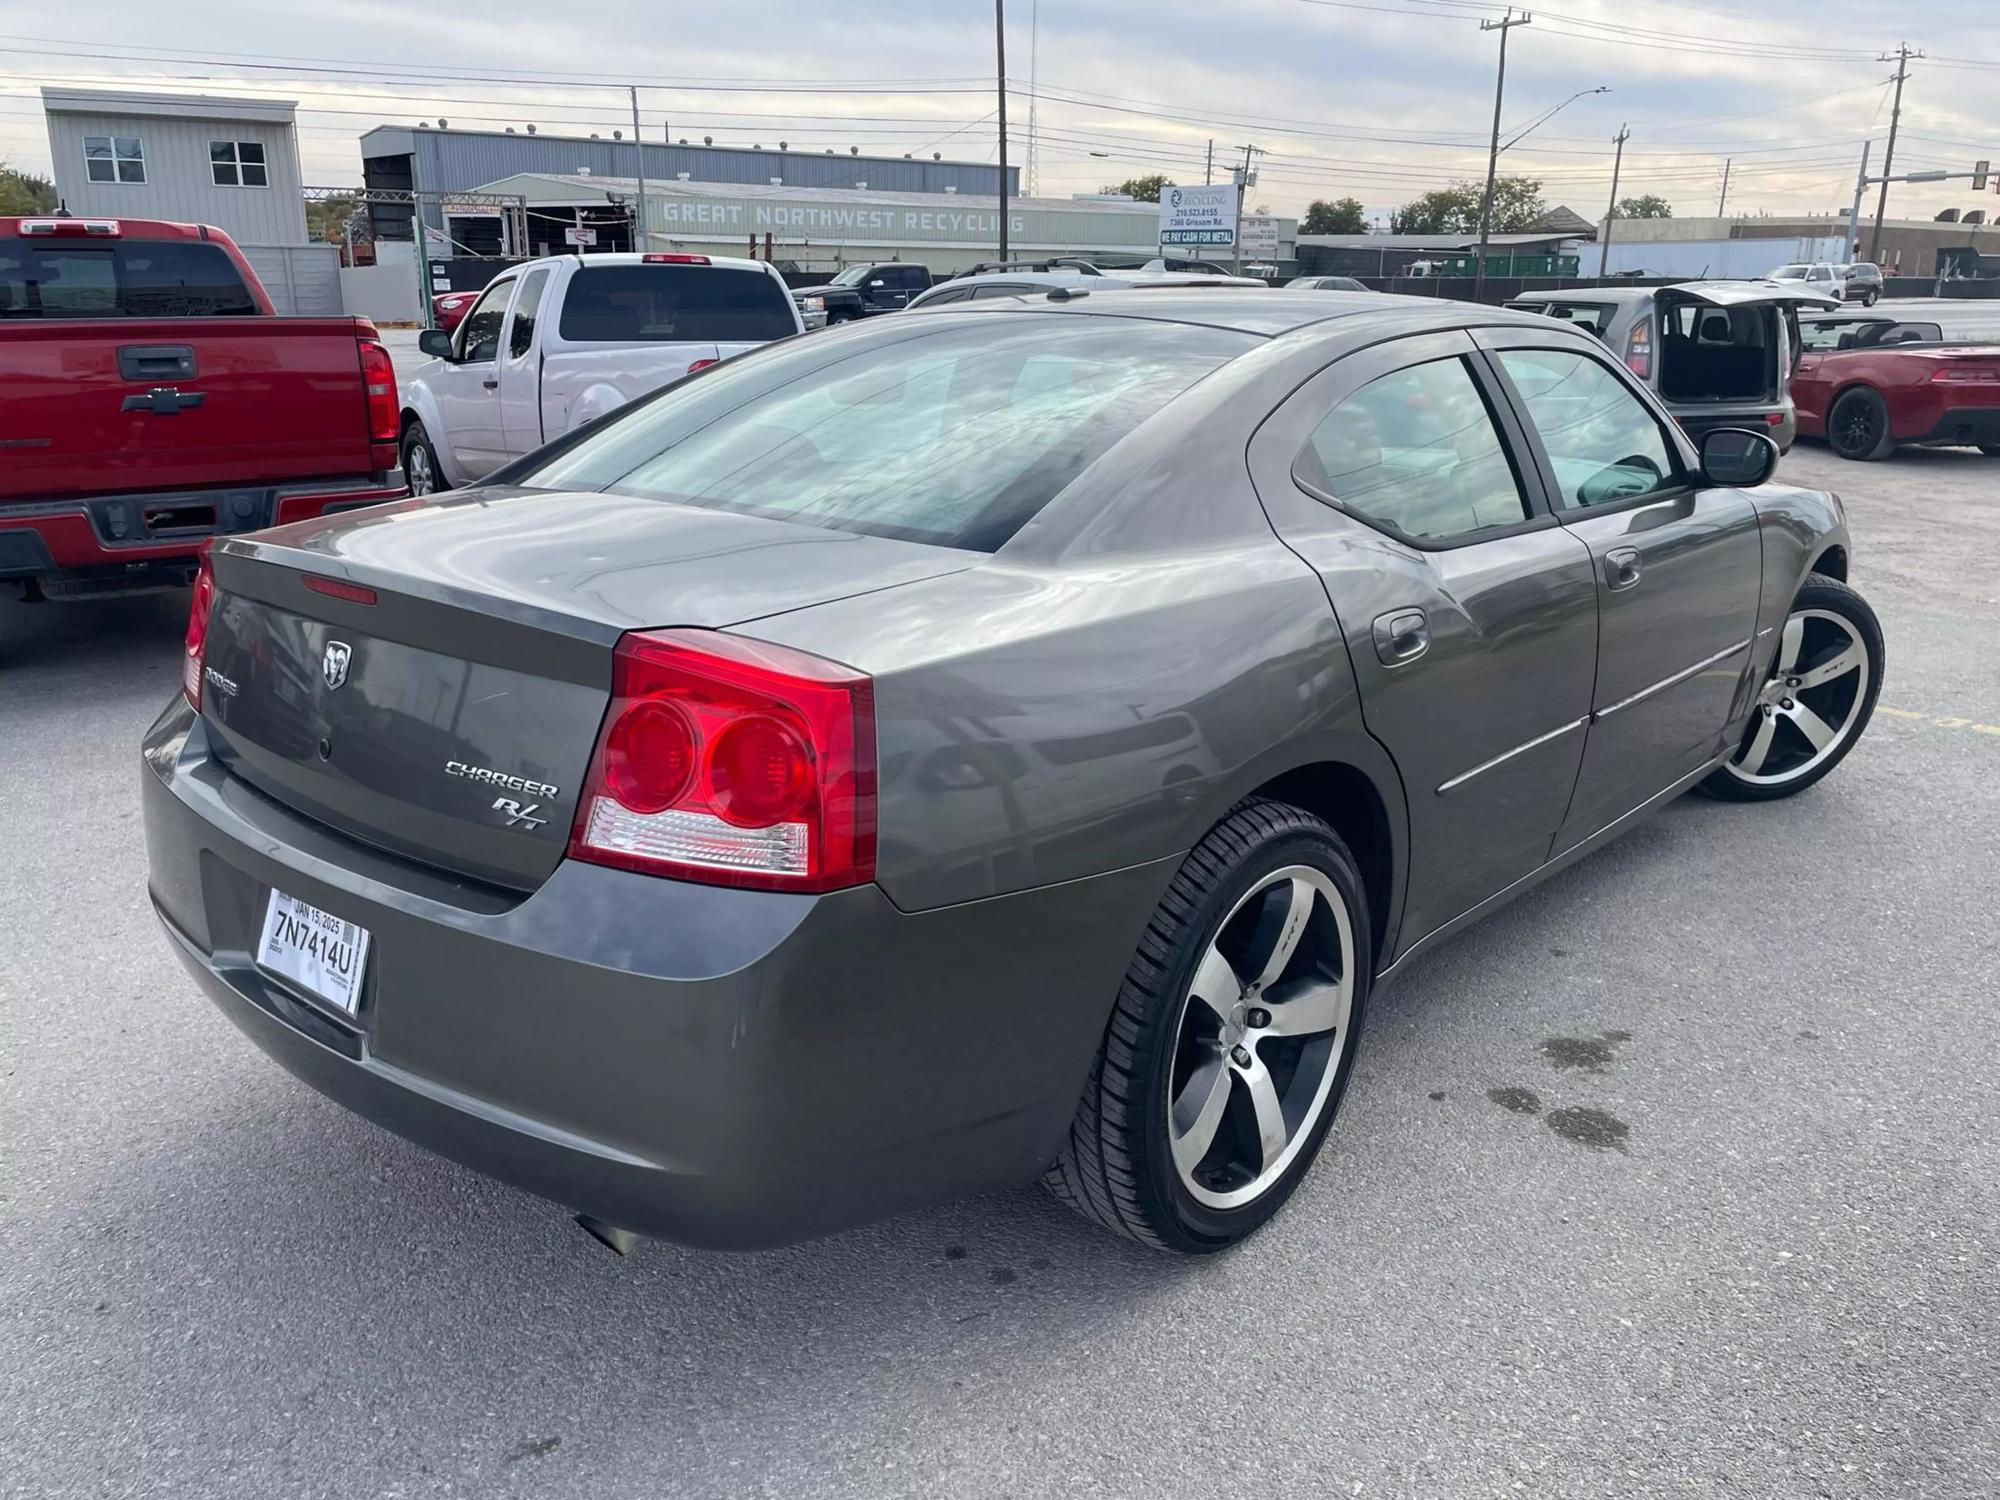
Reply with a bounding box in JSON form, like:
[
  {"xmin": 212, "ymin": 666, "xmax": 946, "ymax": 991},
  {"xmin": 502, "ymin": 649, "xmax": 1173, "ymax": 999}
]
[
  {"xmin": 1863, "ymin": 291, "xmax": 1879, "ymax": 307},
  {"xmin": 401, "ymin": 419, "xmax": 448, "ymax": 496},
  {"xmin": 1697, "ymin": 576, "xmax": 1883, "ymax": 803},
  {"xmin": 1044, "ymin": 798, "xmax": 1372, "ymax": 1253},
  {"xmin": 1826, "ymin": 387, "xmax": 1895, "ymax": 461}
]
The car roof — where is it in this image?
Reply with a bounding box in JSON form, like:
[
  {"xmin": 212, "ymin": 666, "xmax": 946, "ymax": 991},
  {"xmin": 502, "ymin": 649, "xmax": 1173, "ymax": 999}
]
[{"xmin": 920, "ymin": 286, "xmax": 1562, "ymax": 339}]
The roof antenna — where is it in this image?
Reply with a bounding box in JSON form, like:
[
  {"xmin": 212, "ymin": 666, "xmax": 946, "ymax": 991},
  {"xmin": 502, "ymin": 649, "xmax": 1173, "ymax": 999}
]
[{"xmin": 54, "ymin": 200, "xmax": 72, "ymax": 218}]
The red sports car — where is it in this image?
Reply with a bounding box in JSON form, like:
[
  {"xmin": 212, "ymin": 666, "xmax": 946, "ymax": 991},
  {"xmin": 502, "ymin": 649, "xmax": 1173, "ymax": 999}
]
[
  {"xmin": 431, "ymin": 288, "xmax": 481, "ymax": 334},
  {"xmin": 1793, "ymin": 313, "xmax": 2000, "ymax": 460}
]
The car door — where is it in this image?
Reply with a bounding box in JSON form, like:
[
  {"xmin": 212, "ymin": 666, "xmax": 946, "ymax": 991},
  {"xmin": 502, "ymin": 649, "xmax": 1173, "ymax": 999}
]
[
  {"xmin": 1247, "ymin": 329, "xmax": 1601, "ymax": 953},
  {"xmin": 435, "ymin": 275, "xmax": 516, "ymax": 480},
  {"xmin": 497, "ymin": 266, "xmax": 551, "ymax": 460},
  {"xmin": 1478, "ymin": 332, "xmax": 1765, "ymax": 853}
]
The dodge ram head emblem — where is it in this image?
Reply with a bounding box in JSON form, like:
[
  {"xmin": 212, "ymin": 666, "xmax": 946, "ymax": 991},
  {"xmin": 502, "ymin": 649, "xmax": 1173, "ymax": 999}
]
[{"xmin": 322, "ymin": 641, "xmax": 352, "ymax": 690}]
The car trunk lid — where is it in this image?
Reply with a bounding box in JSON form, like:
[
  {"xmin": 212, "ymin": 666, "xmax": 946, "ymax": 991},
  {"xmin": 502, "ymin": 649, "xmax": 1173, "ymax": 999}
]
[{"xmin": 198, "ymin": 490, "xmax": 973, "ymax": 889}]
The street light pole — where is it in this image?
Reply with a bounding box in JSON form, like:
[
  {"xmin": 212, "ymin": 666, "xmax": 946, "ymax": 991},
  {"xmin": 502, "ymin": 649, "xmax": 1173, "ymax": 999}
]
[
  {"xmin": 630, "ymin": 86, "xmax": 647, "ymax": 253},
  {"xmin": 1474, "ymin": 8, "xmax": 1531, "ymax": 302},
  {"xmin": 995, "ymin": 0, "xmax": 1010, "ymax": 261},
  {"xmin": 1844, "ymin": 139, "xmax": 1872, "ymax": 264}
]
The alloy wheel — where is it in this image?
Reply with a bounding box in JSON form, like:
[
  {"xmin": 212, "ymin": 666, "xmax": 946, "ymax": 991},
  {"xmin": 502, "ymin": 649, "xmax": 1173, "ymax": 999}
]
[
  {"xmin": 407, "ymin": 441, "xmax": 435, "ymax": 496},
  {"xmin": 1167, "ymin": 865, "xmax": 1355, "ymax": 1211},
  {"xmin": 1833, "ymin": 401, "xmax": 1878, "ymax": 458},
  {"xmin": 1724, "ymin": 608, "xmax": 1871, "ymax": 786}
]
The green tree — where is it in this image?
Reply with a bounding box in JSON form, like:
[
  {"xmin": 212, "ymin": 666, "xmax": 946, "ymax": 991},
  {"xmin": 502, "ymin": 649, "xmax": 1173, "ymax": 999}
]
[
  {"xmin": 1301, "ymin": 196, "xmax": 1368, "ymax": 235},
  {"xmin": 1390, "ymin": 176, "xmax": 1545, "ymax": 235},
  {"xmin": 1101, "ymin": 174, "xmax": 1168, "ymax": 203},
  {"xmin": 0, "ymin": 162, "xmax": 57, "ymax": 216},
  {"xmin": 305, "ymin": 194, "xmax": 361, "ymax": 245},
  {"xmin": 1613, "ymin": 194, "xmax": 1672, "ymax": 219}
]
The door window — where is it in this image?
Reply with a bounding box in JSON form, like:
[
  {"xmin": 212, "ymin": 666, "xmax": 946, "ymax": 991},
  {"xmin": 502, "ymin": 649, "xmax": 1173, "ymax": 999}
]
[
  {"xmin": 1291, "ymin": 356, "xmax": 1530, "ymax": 543},
  {"xmin": 454, "ymin": 279, "xmax": 515, "ymax": 363},
  {"xmin": 1496, "ymin": 348, "xmax": 1679, "ymax": 509},
  {"xmin": 506, "ymin": 269, "xmax": 549, "ymax": 359}
]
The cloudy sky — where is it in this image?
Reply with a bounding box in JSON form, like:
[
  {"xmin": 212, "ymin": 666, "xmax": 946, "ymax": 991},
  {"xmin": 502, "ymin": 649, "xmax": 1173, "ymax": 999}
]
[{"xmin": 2, "ymin": 0, "xmax": 1996, "ymax": 224}]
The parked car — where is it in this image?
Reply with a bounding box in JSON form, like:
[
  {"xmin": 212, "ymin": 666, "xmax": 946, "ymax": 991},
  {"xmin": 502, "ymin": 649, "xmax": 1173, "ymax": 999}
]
[
  {"xmin": 399, "ymin": 251, "xmax": 802, "ymax": 494},
  {"xmin": 791, "ymin": 263, "xmax": 933, "ymax": 324},
  {"xmin": 149, "ymin": 291, "xmax": 1880, "ymax": 1256},
  {"xmin": 906, "ymin": 269, "xmax": 1265, "ymax": 308},
  {"xmin": 431, "ymin": 288, "xmax": 481, "ymax": 333},
  {"xmin": 0, "ymin": 215, "xmax": 405, "ymax": 603},
  {"xmin": 1792, "ymin": 312, "xmax": 2000, "ymax": 459},
  {"xmin": 1286, "ymin": 275, "xmax": 1368, "ymax": 291},
  {"xmin": 1506, "ymin": 281, "xmax": 1839, "ymax": 451},
  {"xmin": 1836, "ymin": 262, "xmax": 1884, "ymax": 306},
  {"xmin": 1765, "ymin": 262, "xmax": 1846, "ymax": 300}
]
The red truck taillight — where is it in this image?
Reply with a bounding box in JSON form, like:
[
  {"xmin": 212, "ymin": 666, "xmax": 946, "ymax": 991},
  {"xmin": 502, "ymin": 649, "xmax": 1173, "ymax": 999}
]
[
  {"xmin": 182, "ymin": 556, "xmax": 216, "ymax": 710},
  {"xmin": 1625, "ymin": 315, "xmax": 1654, "ymax": 379},
  {"xmin": 568, "ymin": 630, "xmax": 876, "ymax": 893},
  {"xmin": 358, "ymin": 340, "xmax": 400, "ymax": 470}
]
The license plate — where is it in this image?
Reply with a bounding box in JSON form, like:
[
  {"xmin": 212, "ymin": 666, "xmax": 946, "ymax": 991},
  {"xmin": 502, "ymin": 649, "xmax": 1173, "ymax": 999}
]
[{"xmin": 255, "ymin": 889, "xmax": 371, "ymax": 1016}]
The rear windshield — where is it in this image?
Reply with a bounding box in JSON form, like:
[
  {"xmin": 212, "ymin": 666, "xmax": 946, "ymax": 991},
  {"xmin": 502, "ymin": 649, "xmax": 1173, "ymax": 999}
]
[
  {"xmin": 557, "ymin": 265, "xmax": 796, "ymax": 343},
  {"xmin": 0, "ymin": 239, "xmax": 257, "ymax": 318},
  {"xmin": 518, "ymin": 316, "xmax": 1253, "ymax": 551}
]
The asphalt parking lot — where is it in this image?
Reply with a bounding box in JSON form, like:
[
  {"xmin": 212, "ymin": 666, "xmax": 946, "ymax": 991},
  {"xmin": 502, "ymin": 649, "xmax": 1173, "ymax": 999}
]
[{"xmin": 2, "ymin": 441, "xmax": 1996, "ymax": 1499}]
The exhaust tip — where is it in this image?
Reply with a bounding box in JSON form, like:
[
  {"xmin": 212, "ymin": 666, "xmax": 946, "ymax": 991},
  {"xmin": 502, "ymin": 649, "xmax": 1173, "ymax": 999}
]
[{"xmin": 574, "ymin": 1214, "xmax": 643, "ymax": 1258}]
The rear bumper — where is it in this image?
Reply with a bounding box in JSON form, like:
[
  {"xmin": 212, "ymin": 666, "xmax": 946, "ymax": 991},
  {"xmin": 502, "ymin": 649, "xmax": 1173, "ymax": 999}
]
[
  {"xmin": 1912, "ymin": 405, "xmax": 2000, "ymax": 448},
  {"xmin": 1675, "ymin": 407, "xmax": 1796, "ymax": 454},
  {"xmin": 142, "ymin": 700, "xmax": 1167, "ymax": 1250},
  {"xmin": 0, "ymin": 478, "xmax": 406, "ymax": 581}
]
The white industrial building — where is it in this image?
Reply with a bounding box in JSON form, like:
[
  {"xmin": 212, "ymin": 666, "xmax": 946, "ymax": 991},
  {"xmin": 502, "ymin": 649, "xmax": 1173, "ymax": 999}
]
[
  {"xmin": 470, "ymin": 172, "xmax": 1295, "ymax": 276},
  {"xmin": 39, "ymin": 88, "xmax": 338, "ymax": 314}
]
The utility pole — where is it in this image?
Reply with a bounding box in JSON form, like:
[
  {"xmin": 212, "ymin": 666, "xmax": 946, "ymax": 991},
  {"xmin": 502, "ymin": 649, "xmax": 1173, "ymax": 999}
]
[
  {"xmin": 1870, "ymin": 44, "xmax": 1921, "ymax": 263},
  {"xmin": 1600, "ymin": 123, "xmax": 1628, "ymax": 276},
  {"xmin": 1205, "ymin": 139, "xmax": 1213, "ymax": 186},
  {"xmin": 995, "ymin": 0, "xmax": 1010, "ymax": 260},
  {"xmin": 1474, "ymin": 8, "xmax": 1532, "ymax": 302},
  {"xmin": 1716, "ymin": 157, "xmax": 1731, "ymax": 216},
  {"xmin": 1844, "ymin": 139, "xmax": 1872, "ymax": 263},
  {"xmin": 1231, "ymin": 143, "xmax": 1258, "ymax": 276},
  {"xmin": 629, "ymin": 86, "xmax": 647, "ymax": 253}
]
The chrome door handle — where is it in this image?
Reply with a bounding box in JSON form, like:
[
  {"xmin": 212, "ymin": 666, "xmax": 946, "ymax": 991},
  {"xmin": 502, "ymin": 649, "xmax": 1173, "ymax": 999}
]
[
  {"xmin": 1606, "ymin": 547, "xmax": 1642, "ymax": 591},
  {"xmin": 1372, "ymin": 608, "xmax": 1430, "ymax": 665}
]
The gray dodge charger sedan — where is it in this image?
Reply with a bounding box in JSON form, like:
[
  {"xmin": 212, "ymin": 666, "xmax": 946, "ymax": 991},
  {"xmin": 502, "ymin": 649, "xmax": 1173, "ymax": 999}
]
[{"xmin": 144, "ymin": 289, "xmax": 1883, "ymax": 1254}]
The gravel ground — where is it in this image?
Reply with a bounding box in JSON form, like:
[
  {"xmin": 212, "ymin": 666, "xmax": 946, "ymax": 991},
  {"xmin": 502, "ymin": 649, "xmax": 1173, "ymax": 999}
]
[{"xmin": 2, "ymin": 439, "xmax": 1996, "ymax": 1499}]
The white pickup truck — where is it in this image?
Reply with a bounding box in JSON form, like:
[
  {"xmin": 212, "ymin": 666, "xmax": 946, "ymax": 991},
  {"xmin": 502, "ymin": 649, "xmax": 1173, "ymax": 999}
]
[{"xmin": 398, "ymin": 252, "xmax": 803, "ymax": 493}]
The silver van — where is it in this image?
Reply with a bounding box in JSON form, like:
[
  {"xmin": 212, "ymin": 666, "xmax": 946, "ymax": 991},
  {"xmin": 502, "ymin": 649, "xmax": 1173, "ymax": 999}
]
[{"xmin": 1507, "ymin": 281, "xmax": 1838, "ymax": 451}]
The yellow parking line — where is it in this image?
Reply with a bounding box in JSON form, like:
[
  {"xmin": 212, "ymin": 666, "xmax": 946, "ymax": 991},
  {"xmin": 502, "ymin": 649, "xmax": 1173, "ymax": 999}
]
[{"xmin": 1878, "ymin": 706, "xmax": 2000, "ymax": 736}]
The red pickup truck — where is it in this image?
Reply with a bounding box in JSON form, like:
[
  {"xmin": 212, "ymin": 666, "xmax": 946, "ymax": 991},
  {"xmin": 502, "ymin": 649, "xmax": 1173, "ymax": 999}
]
[{"xmin": 0, "ymin": 216, "xmax": 405, "ymax": 601}]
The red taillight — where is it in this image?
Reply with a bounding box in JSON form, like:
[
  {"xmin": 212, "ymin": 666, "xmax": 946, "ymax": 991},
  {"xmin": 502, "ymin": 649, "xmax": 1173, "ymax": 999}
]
[
  {"xmin": 1766, "ymin": 412, "xmax": 1785, "ymax": 424},
  {"xmin": 303, "ymin": 574, "xmax": 379, "ymax": 605},
  {"xmin": 358, "ymin": 340, "xmax": 399, "ymax": 444},
  {"xmin": 569, "ymin": 629, "xmax": 876, "ymax": 892},
  {"xmin": 1625, "ymin": 315, "xmax": 1653, "ymax": 379},
  {"xmin": 685, "ymin": 357, "xmax": 719, "ymax": 376},
  {"xmin": 643, "ymin": 253, "xmax": 711, "ymax": 264},
  {"xmin": 1932, "ymin": 364, "xmax": 2000, "ymax": 385},
  {"xmin": 182, "ymin": 556, "xmax": 216, "ymax": 710}
]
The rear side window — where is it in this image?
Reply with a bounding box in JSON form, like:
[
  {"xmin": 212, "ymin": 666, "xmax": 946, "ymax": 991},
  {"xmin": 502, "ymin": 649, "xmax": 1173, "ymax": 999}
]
[
  {"xmin": 557, "ymin": 265, "xmax": 796, "ymax": 343},
  {"xmin": 1293, "ymin": 356, "xmax": 1529, "ymax": 542},
  {"xmin": 0, "ymin": 239, "xmax": 256, "ymax": 318},
  {"xmin": 518, "ymin": 316, "xmax": 1252, "ymax": 551}
]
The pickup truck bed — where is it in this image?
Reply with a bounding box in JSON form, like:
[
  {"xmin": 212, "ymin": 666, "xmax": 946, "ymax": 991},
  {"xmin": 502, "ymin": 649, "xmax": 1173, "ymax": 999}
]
[{"xmin": 0, "ymin": 217, "xmax": 405, "ymax": 600}]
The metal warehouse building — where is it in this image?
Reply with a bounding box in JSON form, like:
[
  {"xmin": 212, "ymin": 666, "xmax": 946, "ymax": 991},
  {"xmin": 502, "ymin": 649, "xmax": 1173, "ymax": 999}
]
[
  {"xmin": 468, "ymin": 172, "xmax": 1294, "ymax": 275},
  {"xmin": 360, "ymin": 124, "xmax": 1018, "ymax": 257}
]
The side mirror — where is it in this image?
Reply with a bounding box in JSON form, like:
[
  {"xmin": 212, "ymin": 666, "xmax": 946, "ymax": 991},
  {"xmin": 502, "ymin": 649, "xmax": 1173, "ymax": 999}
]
[
  {"xmin": 1699, "ymin": 427, "xmax": 1779, "ymax": 488},
  {"xmin": 418, "ymin": 329, "xmax": 455, "ymax": 359},
  {"xmin": 866, "ymin": 278, "xmax": 886, "ymax": 289}
]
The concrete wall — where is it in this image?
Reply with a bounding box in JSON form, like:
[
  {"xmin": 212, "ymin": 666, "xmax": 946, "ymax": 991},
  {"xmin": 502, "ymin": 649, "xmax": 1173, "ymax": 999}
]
[
  {"xmin": 46, "ymin": 98, "xmax": 308, "ymax": 244},
  {"xmin": 241, "ymin": 244, "xmax": 340, "ymax": 315},
  {"xmin": 339, "ymin": 262, "xmax": 422, "ymax": 324}
]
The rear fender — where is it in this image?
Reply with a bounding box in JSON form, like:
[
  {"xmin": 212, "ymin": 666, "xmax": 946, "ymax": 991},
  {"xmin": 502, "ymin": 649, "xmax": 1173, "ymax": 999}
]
[{"xmin": 566, "ymin": 382, "xmax": 632, "ymax": 435}]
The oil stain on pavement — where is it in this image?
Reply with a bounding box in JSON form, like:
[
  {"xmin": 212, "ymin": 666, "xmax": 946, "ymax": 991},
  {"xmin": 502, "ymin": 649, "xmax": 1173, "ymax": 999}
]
[
  {"xmin": 1544, "ymin": 1106, "xmax": 1630, "ymax": 1153},
  {"xmin": 1486, "ymin": 1085, "xmax": 1542, "ymax": 1115}
]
